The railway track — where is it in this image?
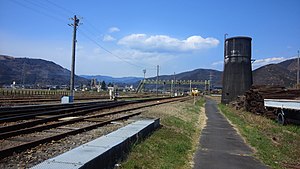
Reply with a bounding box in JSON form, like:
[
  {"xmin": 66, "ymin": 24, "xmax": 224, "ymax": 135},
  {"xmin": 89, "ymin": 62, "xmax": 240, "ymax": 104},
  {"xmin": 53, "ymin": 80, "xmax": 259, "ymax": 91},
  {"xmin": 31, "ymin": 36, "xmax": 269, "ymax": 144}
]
[
  {"xmin": 0, "ymin": 97, "xmax": 168, "ymax": 122},
  {"xmin": 0, "ymin": 95, "xmax": 155, "ymax": 106},
  {"xmin": 0, "ymin": 96, "xmax": 107, "ymax": 106},
  {"xmin": 0, "ymin": 101, "xmax": 122, "ymax": 122},
  {"xmin": 0, "ymin": 96, "xmax": 189, "ymax": 159}
]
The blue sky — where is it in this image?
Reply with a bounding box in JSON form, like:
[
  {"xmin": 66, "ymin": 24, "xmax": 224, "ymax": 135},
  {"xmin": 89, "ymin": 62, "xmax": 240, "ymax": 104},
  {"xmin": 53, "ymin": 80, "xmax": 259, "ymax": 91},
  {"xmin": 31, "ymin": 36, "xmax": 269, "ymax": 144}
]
[{"xmin": 0, "ymin": 0, "xmax": 299, "ymax": 77}]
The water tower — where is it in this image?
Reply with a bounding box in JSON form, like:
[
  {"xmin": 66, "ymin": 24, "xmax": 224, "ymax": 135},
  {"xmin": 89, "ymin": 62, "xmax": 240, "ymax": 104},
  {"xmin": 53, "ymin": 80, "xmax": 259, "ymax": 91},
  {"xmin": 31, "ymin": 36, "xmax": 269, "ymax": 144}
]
[{"xmin": 221, "ymin": 36, "xmax": 253, "ymax": 104}]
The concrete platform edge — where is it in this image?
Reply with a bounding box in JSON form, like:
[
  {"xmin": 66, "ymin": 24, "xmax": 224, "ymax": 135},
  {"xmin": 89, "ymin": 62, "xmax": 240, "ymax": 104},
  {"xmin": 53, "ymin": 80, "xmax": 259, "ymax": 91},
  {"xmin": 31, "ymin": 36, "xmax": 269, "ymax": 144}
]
[{"xmin": 31, "ymin": 118, "xmax": 160, "ymax": 169}]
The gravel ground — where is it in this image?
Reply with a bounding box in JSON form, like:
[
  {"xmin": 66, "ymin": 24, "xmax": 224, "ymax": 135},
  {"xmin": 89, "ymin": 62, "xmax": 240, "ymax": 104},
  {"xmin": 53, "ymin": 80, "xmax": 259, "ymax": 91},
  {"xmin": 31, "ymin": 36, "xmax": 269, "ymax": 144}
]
[
  {"xmin": 0, "ymin": 122, "xmax": 129, "ymax": 169},
  {"xmin": 0, "ymin": 98, "xmax": 190, "ymax": 169},
  {"xmin": 0, "ymin": 119, "xmax": 38, "ymax": 127}
]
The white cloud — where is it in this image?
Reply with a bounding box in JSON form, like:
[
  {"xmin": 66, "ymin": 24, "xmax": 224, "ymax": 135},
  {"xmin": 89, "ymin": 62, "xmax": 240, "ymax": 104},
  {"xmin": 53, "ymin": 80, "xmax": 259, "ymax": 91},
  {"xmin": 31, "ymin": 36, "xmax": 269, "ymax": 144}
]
[
  {"xmin": 76, "ymin": 45, "xmax": 84, "ymax": 51},
  {"xmin": 118, "ymin": 34, "xmax": 219, "ymax": 53},
  {"xmin": 212, "ymin": 57, "xmax": 287, "ymax": 70},
  {"xmin": 103, "ymin": 35, "xmax": 116, "ymax": 41},
  {"xmin": 211, "ymin": 61, "xmax": 223, "ymax": 66},
  {"xmin": 108, "ymin": 27, "xmax": 120, "ymax": 33},
  {"xmin": 93, "ymin": 48, "xmax": 101, "ymax": 54},
  {"xmin": 253, "ymin": 57, "xmax": 285, "ymax": 67},
  {"xmin": 113, "ymin": 49, "xmax": 173, "ymax": 61}
]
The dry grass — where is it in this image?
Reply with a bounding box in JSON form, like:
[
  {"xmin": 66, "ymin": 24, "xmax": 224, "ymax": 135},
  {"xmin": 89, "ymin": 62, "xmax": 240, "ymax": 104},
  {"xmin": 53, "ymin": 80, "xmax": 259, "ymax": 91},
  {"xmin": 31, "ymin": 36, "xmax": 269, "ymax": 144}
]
[
  {"xmin": 219, "ymin": 104, "xmax": 300, "ymax": 169},
  {"xmin": 121, "ymin": 97, "xmax": 206, "ymax": 169}
]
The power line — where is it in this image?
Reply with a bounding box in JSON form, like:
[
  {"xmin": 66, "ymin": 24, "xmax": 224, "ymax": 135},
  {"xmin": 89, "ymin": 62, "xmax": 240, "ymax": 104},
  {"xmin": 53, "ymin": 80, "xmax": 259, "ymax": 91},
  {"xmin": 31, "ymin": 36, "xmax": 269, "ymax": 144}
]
[
  {"xmin": 44, "ymin": 0, "xmax": 75, "ymax": 16},
  {"xmin": 83, "ymin": 19, "xmax": 103, "ymax": 36},
  {"xmin": 24, "ymin": 0, "xmax": 66, "ymax": 18},
  {"xmin": 10, "ymin": 0, "xmax": 66, "ymax": 23},
  {"xmin": 40, "ymin": 1, "xmax": 159, "ymax": 72},
  {"xmin": 79, "ymin": 24, "xmax": 102, "ymax": 40},
  {"xmin": 42, "ymin": 0, "xmax": 102, "ymax": 38},
  {"xmin": 9, "ymin": 0, "xmax": 158, "ymax": 72}
]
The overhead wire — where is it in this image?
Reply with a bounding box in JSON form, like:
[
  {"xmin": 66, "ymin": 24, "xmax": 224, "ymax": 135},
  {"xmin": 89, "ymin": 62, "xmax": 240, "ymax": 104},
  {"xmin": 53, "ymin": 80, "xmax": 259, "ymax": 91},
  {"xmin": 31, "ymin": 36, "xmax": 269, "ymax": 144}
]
[
  {"xmin": 40, "ymin": 0, "xmax": 157, "ymax": 71},
  {"xmin": 9, "ymin": 0, "xmax": 158, "ymax": 72},
  {"xmin": 44, "ymin": 0, "xmax": 75, "ymax": 16},
  {"xmin": 24, "ymin": 0, "xmax": 68, "ymax": 18},
  {"xmin": 82, "ymin": 18, "xmax": 105, "ymax": 36},
  {"xmin": 10, "ymin": 0, "xmax": 66, "ymax": 24}
]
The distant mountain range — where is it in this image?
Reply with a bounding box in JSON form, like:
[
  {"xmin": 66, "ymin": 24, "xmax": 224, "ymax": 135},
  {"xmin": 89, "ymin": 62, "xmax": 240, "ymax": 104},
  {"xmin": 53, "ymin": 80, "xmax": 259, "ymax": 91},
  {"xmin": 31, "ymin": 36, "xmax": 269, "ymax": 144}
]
[
  {"xmin": 253, "ymin": 58, "xmax": 298, "ymax": 87},
  {"xmin": 147, "ymin": 68, "xmax": 223, "ymax": 87},
  {"xmin": 0, "ymin": 55, "xmax": 299, "ymax": 88},
  {"xmin": 80, "ymin": 75, "xmax": 143, "ymax": 84},
  {"xmin": 0, "ymin": 55, "xmax": 88, "ymax": 86}
]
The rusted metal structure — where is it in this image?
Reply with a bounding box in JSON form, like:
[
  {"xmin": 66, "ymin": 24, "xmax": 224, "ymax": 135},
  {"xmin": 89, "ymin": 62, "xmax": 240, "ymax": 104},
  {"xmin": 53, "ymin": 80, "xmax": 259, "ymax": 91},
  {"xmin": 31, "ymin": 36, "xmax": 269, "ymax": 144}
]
[{"xmin": 221, "ymin": 36, "xmax": 253, "ymax": 104}]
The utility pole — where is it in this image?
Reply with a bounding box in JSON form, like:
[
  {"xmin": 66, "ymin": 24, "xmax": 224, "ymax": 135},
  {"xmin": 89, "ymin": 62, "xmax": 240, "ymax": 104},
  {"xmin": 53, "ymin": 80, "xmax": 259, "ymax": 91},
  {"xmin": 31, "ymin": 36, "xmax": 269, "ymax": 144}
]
[
  {"xmin": 156, "ymin": 65, "xmax": 159, "ymax": 96},
  {"xmin": 209, "ymin": 71, "xmax": 213, "ymax": 94},
  {"xmin": 189, "ymin": 80, "xmax": 192, "ymax": 95},
  {"xmin": 174, "ymin": 72, "xmax": 176, "ymax": 96},
  {"xmin": 143, "ymin": 69, "xmax": 146, "ymax": 80},
  {"xmin": 21, "ymin": 60, "xmax": 26, "ymax": 88},
  {"xmin": 143, "ymin": 69, "xmax": 146, "ymax": 92},
  {"xmin": 297, "ymin": 50, "xmax": 300, "ymax": 88},
  {"xmin": 69, "ymin": 15, "xmax": 80, "ymax": 99},
  {"xmin": 209, "ymin": 72, "xmax": 213, "ymax": 87},
  {"xmin": 170, "ymin": 80, "xmax": 173, "ymax": 97}
]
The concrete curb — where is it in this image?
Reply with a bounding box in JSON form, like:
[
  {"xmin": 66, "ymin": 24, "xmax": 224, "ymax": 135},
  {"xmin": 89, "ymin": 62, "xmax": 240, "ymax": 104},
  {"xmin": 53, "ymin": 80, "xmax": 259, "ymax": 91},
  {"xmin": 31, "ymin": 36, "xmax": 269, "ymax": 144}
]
[{"xmin": 31, "ymin": 118, "xmax": 160, "ymax": 169}]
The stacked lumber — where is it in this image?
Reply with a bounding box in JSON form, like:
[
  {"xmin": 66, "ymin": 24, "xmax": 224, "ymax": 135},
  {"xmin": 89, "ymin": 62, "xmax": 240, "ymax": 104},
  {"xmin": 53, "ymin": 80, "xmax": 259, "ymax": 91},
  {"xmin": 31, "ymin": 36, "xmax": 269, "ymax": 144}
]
[
  {"xmin": 244, "ymin": 85, "xmax": 300, "ymax": 115},
  {"xmin": 230, "ymin": 95, "xmax": 246, "ymax": 110}
]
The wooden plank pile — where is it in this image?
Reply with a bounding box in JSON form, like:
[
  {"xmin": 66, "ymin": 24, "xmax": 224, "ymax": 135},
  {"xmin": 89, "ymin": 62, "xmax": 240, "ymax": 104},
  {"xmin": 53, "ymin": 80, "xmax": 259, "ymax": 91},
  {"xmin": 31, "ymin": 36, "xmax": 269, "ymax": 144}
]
[
  {"xmin": 229, "ymin": 95, "xmax": 246, "ymax": 110},
  {"xmin": 244, "ymin": 85, "xmax": 300, "ymax": 115}
]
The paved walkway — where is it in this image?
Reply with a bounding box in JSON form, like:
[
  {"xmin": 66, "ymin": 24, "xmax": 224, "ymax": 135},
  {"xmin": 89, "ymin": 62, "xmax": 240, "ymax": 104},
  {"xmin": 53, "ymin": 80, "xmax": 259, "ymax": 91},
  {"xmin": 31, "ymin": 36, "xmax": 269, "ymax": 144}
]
[{"xmin": 193, "ymin": 98, "xmax": 268, "ymax": 169}]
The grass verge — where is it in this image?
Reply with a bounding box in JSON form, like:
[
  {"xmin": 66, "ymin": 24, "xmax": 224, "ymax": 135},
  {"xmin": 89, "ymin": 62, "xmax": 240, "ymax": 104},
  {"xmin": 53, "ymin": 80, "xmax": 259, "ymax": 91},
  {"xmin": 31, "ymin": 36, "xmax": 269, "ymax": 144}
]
[
  {"xmin": 219, "ymin": 104, "xmax": 300, "ymax": 169},
  {"xmin": 121, "ymin": 97, "xmax": 205, "ymax": 169}
]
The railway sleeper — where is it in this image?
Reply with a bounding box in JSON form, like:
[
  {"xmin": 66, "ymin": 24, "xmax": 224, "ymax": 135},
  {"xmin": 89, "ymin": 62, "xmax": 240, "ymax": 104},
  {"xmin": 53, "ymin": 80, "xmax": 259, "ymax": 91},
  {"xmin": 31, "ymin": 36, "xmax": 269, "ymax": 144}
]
[{"xmin": 0, "ymin": 111, "xmax": 142, "ymax": 159}]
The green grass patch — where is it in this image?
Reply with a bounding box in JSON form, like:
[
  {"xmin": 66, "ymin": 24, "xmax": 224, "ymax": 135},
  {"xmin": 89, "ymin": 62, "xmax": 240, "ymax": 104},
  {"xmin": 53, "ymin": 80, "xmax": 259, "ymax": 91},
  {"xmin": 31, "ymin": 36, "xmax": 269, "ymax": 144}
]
[
  {"xmin": 219, "ymin": 104, "xmax": 300, "ymax": 169},
  {"xmin": 121, "ymin": 97, "xmax": 205, "ymax": 169}
]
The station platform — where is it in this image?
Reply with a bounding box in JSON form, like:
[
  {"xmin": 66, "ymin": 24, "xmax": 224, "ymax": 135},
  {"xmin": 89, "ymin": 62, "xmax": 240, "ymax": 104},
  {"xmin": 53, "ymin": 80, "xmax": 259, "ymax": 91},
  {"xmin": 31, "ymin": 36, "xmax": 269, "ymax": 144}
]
[{"xmin": 31, "ymin": 118, "xmax": 160, "ymax": 169}]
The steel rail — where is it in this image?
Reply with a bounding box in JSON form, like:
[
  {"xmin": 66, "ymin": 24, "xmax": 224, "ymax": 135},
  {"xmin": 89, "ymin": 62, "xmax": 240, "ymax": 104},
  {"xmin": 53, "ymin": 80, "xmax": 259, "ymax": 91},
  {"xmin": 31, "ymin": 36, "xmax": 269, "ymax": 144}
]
[
  {"xmin": 0, "ymin": 97, "xmax": 180, "ymax": 133},
  {"xmin": 0, "ymin": 96, "xmax": 163, "ymax": 113},
  {"xmin": 0, "ymin": 101, "xmax": 125, "ymax": 122},
  {"xmin": 0, "ymin": 96, "xmax": 187, "ymax": 139},
  {"xmin": 0, "ymin": 96, "xmax": 189, "ymax": 159},
  {"xmin": 0, "ymin": 95, "xmax": 153, "ymax": 106},
  {"xmin": 0, "ymin": 101, "xmax": 130, "ymax": 133},
  {"xmin": 0, "ymin": 100, "xmax": 113, "ymax": 115},
  {"xmin": 0, "ymin": 111, "xmax": 142, "ymax": 159}
]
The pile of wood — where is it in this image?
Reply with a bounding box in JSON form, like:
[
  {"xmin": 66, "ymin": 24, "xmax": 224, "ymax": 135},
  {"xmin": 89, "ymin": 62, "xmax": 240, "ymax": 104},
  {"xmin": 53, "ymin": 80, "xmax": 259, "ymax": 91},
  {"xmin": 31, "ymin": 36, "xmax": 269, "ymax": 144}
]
[
  {"xmin": 244, "ymin": 85, "xmax": 300, "ymax": 115},
  {"xmin": 230, "ymin": 95, "xmax": 246, "ymax": 110}
]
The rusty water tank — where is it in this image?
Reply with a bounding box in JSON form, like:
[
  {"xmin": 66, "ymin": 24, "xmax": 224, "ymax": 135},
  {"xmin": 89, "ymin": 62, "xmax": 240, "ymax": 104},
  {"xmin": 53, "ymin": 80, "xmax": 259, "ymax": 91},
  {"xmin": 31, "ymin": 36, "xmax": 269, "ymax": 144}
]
[{"xmin": 221, "ymin": 36, "xmax": 253, "ymax": 104}]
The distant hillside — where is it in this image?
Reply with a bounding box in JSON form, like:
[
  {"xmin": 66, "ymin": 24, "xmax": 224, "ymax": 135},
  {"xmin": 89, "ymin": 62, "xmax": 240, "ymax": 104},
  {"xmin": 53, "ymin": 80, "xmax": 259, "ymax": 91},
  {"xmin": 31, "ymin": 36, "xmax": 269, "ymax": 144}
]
[
  {"xmin": 145, "ymin": 58, "xmax": 299, "ymax": 88},
  {"xmin": 81, "ymin": 75, "xmax": 143, "ymax": 84},
  {"xmin": 148, "ymin": 69, "xmax": 223, "ymax": 87},
  {"xmin": 0, "ymin": 55, "xmax": 88, "ymax": 86},
  {"xmin": 253, "ymin": 58, "xmax": 298, "ymax": 87},
  {"xmin": 0, "ymin": 55, "xmax": 298, "ymax": 88}
]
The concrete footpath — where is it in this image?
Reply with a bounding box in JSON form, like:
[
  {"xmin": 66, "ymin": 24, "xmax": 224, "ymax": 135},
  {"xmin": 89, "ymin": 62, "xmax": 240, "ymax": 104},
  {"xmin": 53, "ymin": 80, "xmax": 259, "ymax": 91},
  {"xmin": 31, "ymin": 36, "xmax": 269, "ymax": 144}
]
[{"xmin": 193, "ymin": 98, "xmax": 268, "ymax": 169}]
